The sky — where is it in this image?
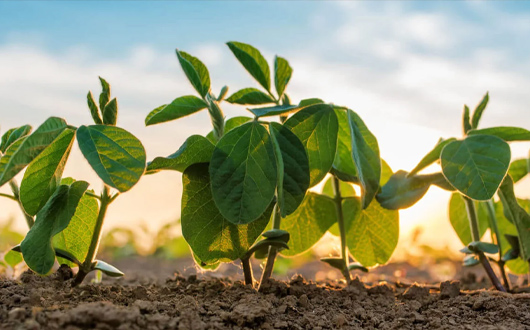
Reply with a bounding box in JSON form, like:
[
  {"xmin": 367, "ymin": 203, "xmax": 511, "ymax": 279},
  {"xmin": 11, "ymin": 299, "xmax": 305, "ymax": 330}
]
[{"xmin": 1, "ymin": 1, "xmax": 530, "ymax": 257}]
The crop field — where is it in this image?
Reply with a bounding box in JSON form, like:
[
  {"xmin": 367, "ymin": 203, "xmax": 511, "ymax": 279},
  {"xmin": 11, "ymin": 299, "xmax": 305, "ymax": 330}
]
[{"xmin": 2, "ymin": 2, "xmax": 530, "ymax": 329}]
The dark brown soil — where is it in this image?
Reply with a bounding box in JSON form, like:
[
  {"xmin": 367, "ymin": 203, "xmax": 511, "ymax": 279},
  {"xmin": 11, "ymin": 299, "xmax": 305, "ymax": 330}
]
[{"xmin": 2, "ymin": 266, "xmax": 530, "ymax": 330}]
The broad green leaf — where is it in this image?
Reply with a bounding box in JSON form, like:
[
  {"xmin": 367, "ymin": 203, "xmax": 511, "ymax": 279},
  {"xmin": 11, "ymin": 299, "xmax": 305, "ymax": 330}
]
[
  {"xmin": 284, "ymin": 104, "xmax": 338, "ymax": 187},
  {"xmin": 468, "ymin": 126, "xmax": 530, "ymax": 142},
  {"xmin": 182, "ymin": 163, "xmax": 272, "ymax": 264},
  {"xmin": 209, "ymin": 121, "xmax": 277, "ymax": 224},
  {"xmin": 470, "ymin": 92, "xmax": 489, "ymax": 129},
  {"xmin": 498, "ymin": 175, "xmax": 530, "ymax": 261},
  {"xmin": 93, "ymin": 260, "xmax": 124, "ymax": 277},
  {"xmin": 206, "ymin": 116, "xmax": 252, "ymax": 143},
  {"xmin": 248, "ymin": 104, "xmax": 301, "ymax": 118},
  {"xmin": 4, "ymin": 250, "xmax": 23, "ymax": 268},
  {"xmin": 409, "ymin": 138, "xmax": 456, "ymax": 177},
  {"xmin": 77, "ymin": 125, "xmax": 146, "ymax": 192},
  {"xmin": 193, "ymin": 252, "xmax": 221, "ymax": 270},
  {"xmin": 380, "ymin": 159, "xmax": 393, "ymax": 186},
  {"xmin": 299, "ymin": 98, "xmax": 324, "ymax": 107},
  {"xmin": 494, "ymin": 199, "xmax": 530, "ymax": 274},
  {"xmin": 347, "ymin": 109, "xmax": 381, "ymax": 209},
  {"xmin": 377, "ymin": 171, "xmax": 448, "ymax": 210},
  {"xmin": 332, "ymin": 108, "xmax": 357, "ymax": 178},
  {"xmin": 21, "ymin": 181, "xmax": 89, "ymax": 274},
  {"xmin": 0, "ymin": 117, "xmax": 68, "ymax": 187},
  {"xmin": 53, "ymin": 186, "xmax": 99, "ymax": 267},
  {"xmin": 227, "ymin": 41, "xmax": 271, "ymax": 92},
  {"xmin": 320, "ymin": 257, "xmax": 346, "ymax": 271},
  {"xmin": 176, "ymin": 50, "xmax": 211, "ymax": 98},
  {"xmin": 468, "ymin": 241, "xmax": 498, "ymax": 254},
  {"xmin": 448, "ymin": 193, "xmax": 489, "ymax": 246},
  {"xmin": 344, "ymin": 197, "xmax": 399, "ymax": 267},
  {"xmin": 274, "ymin": 56, "xmax": 292, "ymax": 99},
  {"xmin": 463, "ymin": 105, "xmax": 471, "ymax": 135},
  {"xmin": 146, "ymin": 135, "xmax": 214, "ymax": 174},
  {"xmin": 145, "ymin": 96, "xmax": 208, "ymax": 126},
  {"xmin": 226, "ymin": 88, "xmax": 275, "ymax": 105},
  {"xmin": 280, "ymin": 193, "xmax": 336, "ymax": 256},
  {"xmin": 98, "ymin": 77, "xmax": 111, "ymax": 112},
  {"xmin": 87, "ymin": 91, "xmax": 103, "ymax": 125},
  {"xmin": 441, "ymin": 135, "xmax": 510, "ymax": 200},
  {"xmin": 0, "ymin": 125, "xmax": 32, "ymax": 153},
  {"xmin": 270, "ymin": 122, "xmax": 310, "ymax": 216},
  {"xmin": 322, "ymin": 176, "xmax": 355, "ymax": 198},
  {"xmin": 509, "ymin": 159, "xmax": 528, "ymax": 183},
  {"xmin": 20, "ymin": 128, "xmax": 76, "ymax": 216},
  {"xmin": 102, "ymin": 98, "xmax": 118, "ymax": 126}
]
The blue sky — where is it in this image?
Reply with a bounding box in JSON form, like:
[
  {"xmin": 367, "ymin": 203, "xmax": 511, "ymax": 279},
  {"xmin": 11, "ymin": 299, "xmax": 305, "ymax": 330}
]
[{"xmin": 1, "ymin": 1, "xmax": 530, "ymax": 255}]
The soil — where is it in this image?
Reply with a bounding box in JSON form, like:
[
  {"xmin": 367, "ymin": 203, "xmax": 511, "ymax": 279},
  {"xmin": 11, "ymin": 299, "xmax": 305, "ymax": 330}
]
[{"xmin": 2, "ymin": 264, "xmax": 530, "ymax": 330}]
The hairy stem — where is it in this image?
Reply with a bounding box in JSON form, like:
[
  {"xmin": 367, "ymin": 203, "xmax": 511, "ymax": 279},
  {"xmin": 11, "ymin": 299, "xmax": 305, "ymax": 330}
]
[
  {"xmin": 485, "ymin": 199, "xmax": 510, "ymax": 290},
  {"xmin": 259, "ymin": 204, "xmax": 281, "ymax": 291},
  {"xmin": 206, "ymin": 93, "xmax": 225, "ymax": 141},
  {"xmin": 463, "ymin": 196, "xmax": 506, "ymax": 292},
  {"xmin": 241, "ymin": 257, "xmax": 254, "ymax": 286},
  {"xmin": 73, "ymin": 185, "xmax": 112, "ymax": 286},
  {"xmin": 332, "ymin": 175, "xmax": 352, "ymax": 283}
]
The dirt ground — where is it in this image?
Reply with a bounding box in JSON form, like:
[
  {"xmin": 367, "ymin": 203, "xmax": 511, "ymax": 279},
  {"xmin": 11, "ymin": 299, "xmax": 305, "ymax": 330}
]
[{"xmin": 2, "ymin": 261, "xmax": 530, "ymax": 330}]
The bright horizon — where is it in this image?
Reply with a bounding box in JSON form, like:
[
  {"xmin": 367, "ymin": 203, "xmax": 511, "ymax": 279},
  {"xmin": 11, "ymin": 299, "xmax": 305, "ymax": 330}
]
[{"xmin": 1, "ymin": 1, "xmax": 530, "ymax": 260}]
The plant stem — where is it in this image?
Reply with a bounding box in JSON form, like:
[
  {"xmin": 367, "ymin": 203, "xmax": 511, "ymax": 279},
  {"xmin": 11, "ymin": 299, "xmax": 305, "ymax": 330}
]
[
  {"xmin": 485, "ymin": 199, "xmax": 510, "ymax": 290},
  {"xmin": 206, "ymin": 92, "xmax": 225, "ymax": 141},
  {"xmin": 8, "ymin": 180, "xmax": 34, "ymax": 228},
  {"xmin": 332, "ymin": 175, "xmax": 352, "ymax": 283},
  {"xmin": 241, "ymin": 257, "xmax": 254, "ymax": 286},
  {"xmin": 0, "ymin": 192, "xmax": 17, "ymax": 201},
  {"xmin": 259, "ymin": 204, "xmax": 280, "ymax": 291},
  {"xmin": 463, "ymin": 196, "xmax": 506, "ymax": 292},
  {"xmin": 73, "ymin": 185, "xmax": 112, "ymax": 286}
]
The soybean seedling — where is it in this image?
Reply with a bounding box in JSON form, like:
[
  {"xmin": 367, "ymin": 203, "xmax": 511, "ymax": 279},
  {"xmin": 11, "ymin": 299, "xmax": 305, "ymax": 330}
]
[{"xmin": 378, "ymin": 92, "xmax": 530, "ymax": 291}]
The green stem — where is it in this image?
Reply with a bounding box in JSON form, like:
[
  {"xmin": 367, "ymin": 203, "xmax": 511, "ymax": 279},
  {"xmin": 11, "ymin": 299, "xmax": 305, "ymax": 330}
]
[
  {"xmin": 485, "ymin": 199, "xmax": 510, "ymax": 290},
  {"xmin": 73, "ymin": 185, "xmax": 112, "ymax": 286},
  {"xmin": 332, "ymin": 175, "xmax": 352, "ymax": 283},
  {"xmin": 0, "ymin": 192, "xmax": 17, "ymax": 201},
  {"xmin": 258, "ymin": 204, "xmax": 280, "ymax": 291},
  {"xmin": 206, "ymin": 92, "xmax": 225, "ymax": 141},
  {"xmin": 463, "ymin": 196, "xmax": 506, "ymax": 292},
  {"xmin": 8, "ymin": 180, "xmax": 34, "ymax": 228},
  {"xmin": 241, "ymin": 257, "xmax": 254, "ymax": 286}
]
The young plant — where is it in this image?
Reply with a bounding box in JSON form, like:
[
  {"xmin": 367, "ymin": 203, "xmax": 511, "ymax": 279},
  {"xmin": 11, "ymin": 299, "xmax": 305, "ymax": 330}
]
[
  {"xmin": 146, "ymin": 42, "xmax": 400, "ymax": 288},
  {"xmin": 5, "ymin": 78, "xmax": 146, "ymax": 285},
  {"xmin": 377, "ymin": 92, "xmax": 530, "ymax": 291}
]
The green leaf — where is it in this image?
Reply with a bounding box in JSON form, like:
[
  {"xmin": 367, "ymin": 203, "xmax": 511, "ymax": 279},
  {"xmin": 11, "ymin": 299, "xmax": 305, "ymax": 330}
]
[
  {"xmin": 145, "ymin": 96, "xmax": 208, "ymax": 126},
  {"xmin": 217, "ymin": 86, "xmax": 229, "ymax": 101},
  {"xmin": 380, "ymin": 159, "xmax": 393, "ymax": 186},
  {"xmin": 226, "ymin": 88, "xmax": 275, "ymax": 105},
  {"xmin": 53, "ymin": 185, "xmax": 99, "ymax": 267},
  {"xmin": 448, "ymin": 193, "xmax": 489, "ymax": 245},
  {"xmin": 468, "ymin": 126, "xmax": 530, "ymax": 142},
  {"xmin": 347, "ymin": 109, "xmax": 381, "ymax": 209},
  {"xmin": 320, "ymin": 257, "xmax": 346, "ymax": 271},
  {"xmin": 182, "ymin": 163, "xmax": 272, "ymax": 264},
  {"xmin": 102, "ymin": 98, "xmax": 118, "ymax": 126},
  {"xmin": 4, "ymin": 250, "xmax": 23, "ymax": 268},
  {"xmin": 20, "ymin": 128, "xmax": 76, "ymax": 216},
  {"xmin": 284, "ymin": 104, "xmax": 338, "ymax": 187},
  {"xmin": 299, "ymin": 98, "xmax": 324, "ymax": 107},
  {"xmin": 193, "ymin": 252, "xmax": 221, "ymax": 270},
  {"xmin": 20, "ymin": 181, "xmax": 89, "ymax": 274},
  {"xmin": 332, "ymin": 108, "xmax": 357, "ymax": 178},
  {"xmin": 498, "ymin": 175, "xmax": 530, "ymax": 261},
  {"xmin": 0, "ymin": 117, "xmax": 68, "ymax": 187},
  {"xmin": 176, "ymin": 50, "xmax": 211, "ymax": 98},
  {"xmin": 280, "ymin": 193, "xmax": 336, "ymax": 256},
  {"xmin": 348, "ymin": 262, "xmax": 369, "ymax": 272},
  {"xmin": 93, "ymin": 260, "xmax": 124, "ymax": 277},
  {"xmin": 441, "ymin": 135, "xmax": 510, "ymax": 200},
  {"xmin": 206, "ymin": 116, "xmax": 252, "ymax": 143},
  {"xmin": 377, "ymin": 171, "xmax": 448, "ymax": 210},
  {"xmin": 87, "ymin": 91, "xmax": 103, "ymax": 125},
  {"xmin": 146, "ymin": 135, "xmax": 214, "ymax": 174},
  {"xmin": 98, "ymin": 77, "xmax": 111, "ymax": 112},
  {"xmin": 0, "ymin": 125, "xmax": 32, "ymax": 153},
  {"xmin": 463, "ymin": 105, "xmax": 471, "ymax": 135},
  {"xmin": 344, "ymin": 197, "xmax": 399, "ymax": 267},
  {"xmin": 210, "ymin": 121, "xmax": 277, "ymax": 224},
  {"xmin": 274, "ymin": 56, "xmax": 292, "ymax": 99},
  {"xmin": 409, "ymin": 138, "xmax": 456, "ymax": 177},
  {"xmin": 322, "ymin": 176, "xmax": 355, "ymax": 198},
  {"xmin": 248, "ymin": 104, "xmax": 301, "ymax": 118},
  {"xmin": 468, "ymin": 241, "xmax": 498, "ymax": 254},
  {"xmin": 470, "ymin": 92, "xmax": 489, "ymax": 129},
  {"xmin": 509, "ymin": 159, "xmax": 529, "ymax": 183},
  {"xmin": 77, "ymin": 125, "xmax": 146, "ymax": 192},
  {"xmin": 270, "ymin": 122, "xmax": 310, "ymax": 217},
  {"xmin": 227, "ymin": 41, "xmax": 271, "ymax": 92},
  {"xmin": 463, "ymin": 255, "xmax": 480, "ymax": 267}
]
